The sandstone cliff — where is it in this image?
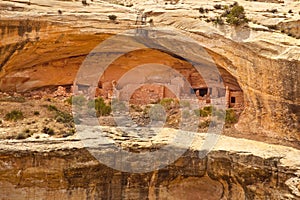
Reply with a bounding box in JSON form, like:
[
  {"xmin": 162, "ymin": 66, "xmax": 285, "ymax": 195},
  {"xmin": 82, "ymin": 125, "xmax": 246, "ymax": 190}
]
[
  {"xmin": 1, "ymin": 128, "xmax": 300, "ymax": 199},
  {"xmin": 0, "ymin": 1, "xmax": 299, "ymax": 151}
]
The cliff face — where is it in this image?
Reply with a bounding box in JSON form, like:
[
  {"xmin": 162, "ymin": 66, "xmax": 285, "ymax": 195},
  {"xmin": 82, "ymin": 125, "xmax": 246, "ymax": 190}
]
[
  {"xmin": 0, "ymin": 1, "xmax": 299, "ymax": 150},
  {"xmin": 1, "ymin": 131, "xmax": 300, "ymax": 200}
]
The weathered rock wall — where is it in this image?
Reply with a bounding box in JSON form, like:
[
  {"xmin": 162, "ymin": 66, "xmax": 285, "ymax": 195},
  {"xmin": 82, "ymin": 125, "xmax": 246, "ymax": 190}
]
[
  {"xmin": 0, "ymin": 138, "xmax": 299, "ymax": 200},
  {"xmin": 0, "ymin": 0, "xmax": 299, "ymax": 143}
]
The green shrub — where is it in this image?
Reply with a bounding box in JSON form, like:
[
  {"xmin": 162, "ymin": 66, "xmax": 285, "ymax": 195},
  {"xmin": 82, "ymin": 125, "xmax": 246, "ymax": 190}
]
[
  {"xmin": 55, "ymin": 111, "xmax": 74, "ymax": 124},
  {"xmin": 74, "ymin": 115, "xmax": 82, "ymax": 124},
  {"xmin": 149, "ymin": 105, "xmax": 165, "ymax": 121},
  {"xmin": 66, "ymin": 95, "xmax": 87, "ymax": 106},
  {"xmin": 111, "ymin": 99, "xmax": 126, "ymax": 111},
  {"xmin": 42, "ymin": 127, "xmax": 55, "ymax": 136},
  {"xmin": 5, "ymin": 110, "xmax": 24, "ymax": 121},
  {"xmin": 203, "ymin": 106, "xmax": 213, "ymax": 113},
  {"xmin": 160, "ymin": 98, "xmax": 175, "ymax": 110},
  {"xmin": 46, "ymin": 104, "xmax": 74, "ymax": 125},
  {"xmin": 16, "ymin": 132, "xmax": 29, "ymax": 140},
  {"xmin": 180, "ymin": 100, "xmax": 190, "ymax": 108},
  {"xmin": 194, "ymin": 106, "xmax": 214, "ymax": 117},
  {"xmin": 47, "ymin": 105, "xmax": 58, "ymax": 112},
  {"xmin": 213, "ymin": 17, "xmax": 224, "ymax": 25},
  {"xmin": 194, "ymin": 109, "xmax": 200, "ymax": 117},
  {"xmin": 16, "ymin": 129, "xmax": 31, "ymax": 139},
  {"xmin": 89, "ymin": 97, "xmax": 112, "ymax": 116},
  {"xmin": 225, "ymin": 109, "xmax": 238, "ymax": 124},
  {"xmin": 198, "ymin": 120, "xmax": 217, "ymax": 129},
  {"xmin": 198, "ymin": 120, "xmax": 210, "ymax": 129},
  {"xmin": 182, "ymin": 110, "xmax": 191, "ymax": 118},
  {"xmin": 225, "ymin": 4, "xmax": 248, "ymax": 25},
  {"xmin": 199, "ymin": 109, "xmax": 210, "ymax": 117},
  {"xmin": 61, "ymin": 128, "xmax": 76, "ymax": 138},
  {"xmin": 215, "ymin": 109, "xmax": 226, "ymax": 120}
]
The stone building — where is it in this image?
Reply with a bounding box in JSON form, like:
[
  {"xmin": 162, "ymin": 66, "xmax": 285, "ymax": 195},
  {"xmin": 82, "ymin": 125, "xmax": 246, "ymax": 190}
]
[{"xmin": 75, "ymin": 49, "xmax": 245, "ymax": 110}]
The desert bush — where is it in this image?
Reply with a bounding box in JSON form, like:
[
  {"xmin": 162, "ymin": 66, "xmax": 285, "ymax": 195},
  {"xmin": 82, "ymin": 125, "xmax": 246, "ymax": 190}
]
[
  {"xmin": 213, "ymin": 17, "xmax": 224, "ymax": 25},
  {"xmin": 215, "ymin": 109, "xmax": 226, "ymax": 120},
  {"xmin": 33, "ymin": 111, "xmax": 40, "ymax": 116},
  {"xmin": 194, "ymin": 109, "xmax": 200, "ymax": 117},
  {"xmin": 16, "ymin": 129, "xmax": 31, "ymax": 140},
  {"xmin": 5, "ymin": 110, "xmax": 24, "ymax": 121},
  {"xmin": 199, "ymin": 109, "xmax": 210, "ymax": 117},
  {"xmin": 47, "ymin": 105, "xmax": 59, "ymax": 112},
  {"xmin": 66, "ymin": 95, "xmax": 86, "ymax": 106},
  {"xmin": 194, "ymin": 106, "xmax": 213, "ymax": 117},
  {"xmin": 42, "ymin": 127, "xmax": 55, "ymax": 136},
  {"xmin": 16, "ymin": 132, "xmax": 29, "ymax": 140},
  {"xmin": 203, "ymin": 106, "xmax": 213, "ymax": 113},
  {"xmin": 225, "ymin": 4, "xmax": 248, "ymax": 25},
  {"xmin": 89, "ymin": 97, "xmax": 112, "ymax": 116},
  {"xmin": 266, "ymin": 9, "xmax": 278, "ymax": 13},
  {"xmin": 214, "ymin": 4, "xmax": 222, "ymax": 9},
  {"xmin": 62, "ymin": 128, "xmax": 76, "ymax": 138},
  {"xmin": 181, "ymin": 110, "xmax": 191, "ymax": 118},
  {"xmin": 160, "ymin": 98, "xmax": 176, "ymax": 110},
  {"xmin": 198, "ymin": 120, "xmax": 210, "ymax": 129},
  {"xmin": 149, "ymin": 105, "xmax": 165, "ymax": 121},
  {"xmin": 73, "ymin": 115, "xmax": 82, "ymax": 124},
  {"xmin": 46, "ymin": 104, "xmax": 74, "ymax": 125},
  {"xmin": 55, "ymin": 111, "xmax": 74, "ymax": 124},
  {"xmin": 267, "ymin": 24, "xmax": 278, "ymax": 30},
  {"xmin": 199, "ymin": 7, "xmax": 205, "ymax": 13},
  {"xmin": 108, "ymin": 15, "xmax": 117, "ymax": 21},
  {"xmin": 180, "ymin": 100, "xmax": 190, "ymax": 108},
  {"xmin": 198, "ymin": 120, "xmax": 217, "ymax": 129},
  {"xmin": 225, "ymin": 109, "xmax": 238, "ymax": 124},
  {"xmin": 288, "ymin": 9, "xmax": 293, "ymax": 14}
]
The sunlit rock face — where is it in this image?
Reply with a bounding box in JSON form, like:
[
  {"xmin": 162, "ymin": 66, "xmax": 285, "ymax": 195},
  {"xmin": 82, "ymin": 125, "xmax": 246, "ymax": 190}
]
[
  {"xmin": 0, "ymin": 17, "xmax": 298, "ymax": 143},
  {"xmin": 1, "ymin": 130, "xmax": 300, "ymax": 200},
  {"xmin": 0, "ymin": 3, "xmax": 299, "ymax": 197}
]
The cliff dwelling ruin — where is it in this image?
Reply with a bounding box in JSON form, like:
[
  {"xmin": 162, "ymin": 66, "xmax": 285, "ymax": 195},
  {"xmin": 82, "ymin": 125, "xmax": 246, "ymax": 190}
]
[
  {"xmin": 0, "ymin": 0, "xmax": 300, "ymax": 199},
  {"xmin": 75, "ymin": 48, "xmax": 244, "ymax": 111}
]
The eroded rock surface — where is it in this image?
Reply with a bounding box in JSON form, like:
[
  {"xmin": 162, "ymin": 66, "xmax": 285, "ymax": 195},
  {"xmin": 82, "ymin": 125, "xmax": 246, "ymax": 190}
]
[
  {"xmin": 0, "ymin": 0, "xmax": 299, "ymax": 141},
  {"xmin": 0, "ymin": 128, "xmax": 300, "ymax": 199}
]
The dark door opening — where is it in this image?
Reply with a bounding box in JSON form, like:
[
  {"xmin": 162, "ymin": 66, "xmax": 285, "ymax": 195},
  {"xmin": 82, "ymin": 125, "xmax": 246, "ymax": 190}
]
[
  {"xmin": 199, "ymin": 88, "xmax": 208, "ymax": 97},
  {"xmin": 231, "ymin": 96, "xmax": 236, "ymax": 104}
]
